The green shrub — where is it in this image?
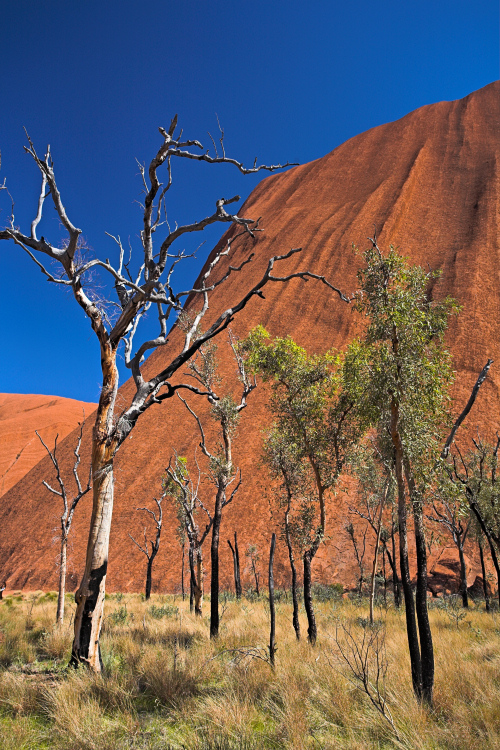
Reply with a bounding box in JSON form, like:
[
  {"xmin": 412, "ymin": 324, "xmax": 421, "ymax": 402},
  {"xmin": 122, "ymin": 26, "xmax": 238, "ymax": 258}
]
[
  {"xmin": 148, "ymin": 604, "xmax": 179, "ymax": 620},
  {"xmin": 312, "ymin": 583, "xmax": 343, "ymax": 602},
  {"xmin": 107, "ymin": 606, "xmax": 129, "ymax": 626}
]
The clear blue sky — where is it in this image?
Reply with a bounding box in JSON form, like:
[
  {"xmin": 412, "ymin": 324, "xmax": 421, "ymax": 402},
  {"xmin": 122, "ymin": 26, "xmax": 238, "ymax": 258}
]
[{"xmin": 1, "ymin": 0, "xmax": 498, "ymax": 402}]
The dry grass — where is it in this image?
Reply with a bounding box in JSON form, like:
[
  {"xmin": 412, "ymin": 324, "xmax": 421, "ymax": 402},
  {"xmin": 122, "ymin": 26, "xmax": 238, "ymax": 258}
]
[{"xmin": 0, "ymin": 591, "xmax": 499, "ymax": 748}]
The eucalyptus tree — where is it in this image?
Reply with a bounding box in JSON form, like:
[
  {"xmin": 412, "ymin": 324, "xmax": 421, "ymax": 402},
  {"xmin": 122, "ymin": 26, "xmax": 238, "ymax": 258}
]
[
  {"xmin": 129, "ymin": 494, "xmax": 164, "ymax": 601},
  {"xmin": 262, "ymin": 428, "xmax": 308, "ymax": 639},
  {"xmin": 0, "ymin": 121, "xmax": 342, "ymax": 671},
  {"xmin": 245, "ymin": 329, "xmax": 367, "ymax": 644},
  {"xmin": 245, "ymin": 544, "xmax": 261, "ymax": 596},
  {"xmin": 36, "ymin": 421, "xmax": 92, "ymax": 624},
  {"xmin": 349, "ymin": 240, "xmax": 489, "ymax": 705}
]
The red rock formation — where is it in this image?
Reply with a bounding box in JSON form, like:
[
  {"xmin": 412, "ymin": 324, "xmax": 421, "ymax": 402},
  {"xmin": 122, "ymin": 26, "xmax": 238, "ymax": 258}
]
[
  {"xmin": 0, "ymin": 394, "xmax": 96, "ymax": 498},
  {"xmin": 1, "ymin": 81, "xmax": 498, "ymax": 594}
]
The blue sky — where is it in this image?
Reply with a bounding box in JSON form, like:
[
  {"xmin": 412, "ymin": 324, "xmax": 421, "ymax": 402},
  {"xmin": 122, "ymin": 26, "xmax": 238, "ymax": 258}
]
[{"xmin": 1, "ymin": 0, "xmax": 498, "ymax": 402}]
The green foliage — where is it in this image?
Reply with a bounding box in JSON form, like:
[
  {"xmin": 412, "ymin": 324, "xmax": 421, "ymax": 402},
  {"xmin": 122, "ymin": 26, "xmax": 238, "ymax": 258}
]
[
  {"xmin": 244, "ymin": 327, "xmax": 367, "ymax": 554},
  {"xmin": 148, "ymin": 604, "xmax": 179, "ymax": 620},
  {"xmin": 107, "ymin": 606, "xmax": 129, "ymax": 626},
  {"xmin": 351, "ymin": 244, "xmax": 458, "ymax": 484},
  {"xmin": 312, "ymin": 583, "xmax": 344, "ymax": 602}
]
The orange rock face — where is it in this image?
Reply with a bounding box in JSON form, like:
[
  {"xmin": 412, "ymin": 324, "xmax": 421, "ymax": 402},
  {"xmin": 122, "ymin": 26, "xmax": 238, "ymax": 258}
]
[
  {"xmin": 1, "ymin": 81, "xmax": 499, "ymax": 594},
  {"xmin": 0, "ymin": 394, "xmax": 96, "ymax": 498}
]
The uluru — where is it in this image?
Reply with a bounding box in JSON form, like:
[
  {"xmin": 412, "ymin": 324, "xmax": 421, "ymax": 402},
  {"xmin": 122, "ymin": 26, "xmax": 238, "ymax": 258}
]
[{"xmin": 1, "ymin": 80, "xmax": 499, "ymax": 594}]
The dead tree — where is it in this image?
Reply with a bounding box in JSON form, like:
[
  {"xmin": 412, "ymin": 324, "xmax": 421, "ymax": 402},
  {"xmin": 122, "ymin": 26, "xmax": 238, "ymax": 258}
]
[
  {"xmin": 445, "ymin": 434, "xmax": 500, "ymax": 606},
  {"xmin": 227, "ymin": 532, "xmax": 242, "ymax": 599},
  {"xmin": 426, "ymin": 495, "xmax": 471, "ymax": 607},
  {"xmin": 0, "ymin": 121, "xmax": 346, "ymax": 671},
  {"xmin": 165, "ymin": 452, "xmax": 209, "ymax": 616},
  {"xmin": 245, "ymin": 544, "xmax": 261, "ymax": 596},
  {"xmin": 129, "ymin": 494, "xmax": 164, "ymax": 600},
  {"xmin": 37, "ymin": 422, "xmax": 91, "ymax": 625},
  {"xmin": 345, "ymin": 522, "xmax": 368, "ymax": 597},
  {"xmin": 179, "ymin": 331, "xmax": 256, "ymax": 638}
]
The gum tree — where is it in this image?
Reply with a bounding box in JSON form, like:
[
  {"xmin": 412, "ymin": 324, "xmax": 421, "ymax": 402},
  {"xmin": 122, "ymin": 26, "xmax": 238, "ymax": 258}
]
[
  {"xmin": 352, "ymin": 240, "xmax": 466, "ymax": 705},
  {"xmin": 245, "ymin": 329, "xmax": 366, "ymax": 644},
  {"xmin": 0, "ymin": 121, "xmax": 344, "ymax": 671}
]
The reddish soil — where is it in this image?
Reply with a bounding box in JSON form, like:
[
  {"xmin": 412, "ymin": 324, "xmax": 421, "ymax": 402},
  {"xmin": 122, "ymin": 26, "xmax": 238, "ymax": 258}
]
[
  {"xmin": 0, "ymin": 394, "xmax": 96, "ymax": 498},
  {"xmin": 1, "ymin": 81, "xmax": 499, "ymax": 596}
]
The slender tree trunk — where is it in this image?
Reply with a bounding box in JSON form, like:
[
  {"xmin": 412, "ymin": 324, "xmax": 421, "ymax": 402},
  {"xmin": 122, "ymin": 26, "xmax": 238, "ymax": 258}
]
[
  {"xmin": 478, "ymin": 537, "xmax": 491, "ymax": 612},
  {"xmin": 303, "ymin": 551, "xmax": 317, "ymax": 645},
  {"xmin": 57, "ymin": 532, "xmax": 68, "ymax": 625},
  {"xmin": 252, "ymin": 560, "xmax": 260, "ymax": 595},
  {"xmin": 411, "ymin": 496, "xmax": 434, "ymax": 706},
  {"xmin": 370, "ymin": 523, "xmax": 382, "ymax": 625},
  {"xmin": 285, "ymin": 513, "xmax": 300, "ymax": 640},
  {"xmin": 210, "ymin": 488, "xmax": 224, "ymax": 638},
  {"xmin": 189, "ymin": 546, "xmax": 195, "ymax": 613},
  {"xmin": 181, "ymin": 542, "xmax": 185, "ymax": 601},
  {"xmin": 404, "ymin": 457, "xmax": 434, "ymax": 706},
  {"xmin": 382, "ymin": 544, "xmax": 387, "ymax": 607},
  {"xmin": 268, "ymin": 533, "xmax": 276, "ymax": 667},
  {"xmin": 391, "ymin": 399, "xmax": 422, "ymax": 701},
  {"xmin": 194, "ymin": 547, "xmax": 204, "ymax": 616},
  {"xmin": 228, "ymin": 533, "xmax": 242, "ymax": 598},
  {"xmin": 370, "ymin": 483, "xmax": 388, "ymax": 625},
  {"xmin": 145, "ymin": 556, "xmax": 153, "ymax": 600},
  {"xmin": 389, "ymin": 524, "xmax": 401, "ymax": 608},
  {"xmin": 457, "ymin": 543, "xmax": 468, "ymax": 608}
]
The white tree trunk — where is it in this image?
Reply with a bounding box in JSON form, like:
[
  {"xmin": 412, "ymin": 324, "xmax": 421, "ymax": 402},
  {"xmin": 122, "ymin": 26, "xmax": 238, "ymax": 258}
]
[{"xmin": 57, "ymin": 533, "xmax": 67, "ymax": 625}]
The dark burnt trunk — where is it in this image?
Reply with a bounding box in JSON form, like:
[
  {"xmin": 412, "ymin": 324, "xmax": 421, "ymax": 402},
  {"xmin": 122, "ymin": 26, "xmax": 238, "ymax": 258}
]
[
  {"xmin": 411, "ymin": 495, "xmax": 434, "ymax": 706},
  {"xmin": 188, "ymin": 546, "xmax": 195, "ymax": 613},
  {"xmin": 382, "ymin": 544, "xmax": 387, "ymax": 607},
  {"xmin": 252, "ymin": 560, "xmax": 260, "ymax": 595},
  {"xmin": 268, "ymin": 533, "xmax": 276, "ymax": 667},
  {"xmin": 284, "ymin": 495, "xmax": 300, "ymax": 639},
  {"xmin": 181, "ymin": 542, "xmax": 185, "ymax": 601},
  {"xmin": 457, "ymin": 543, "xmax": 468, "ymax": 608},
  {"xmin": 228, "ymin": 532, "xmax": 242, "ymax": 599},
  {"xmin": 285, "ymin": 527, "xmax": 300, "ymax": 640},
  {"xmin": 194, "ymin": 547, "xmax": 204, "ymax": 616},
  {"xmin": 145, "ymin": 557, "xmax": 153, "ymax": 600},
  {"xmin": 478, "ymin": 537, "xmax": 491, "ymax": 612},
  {"xmin": 210, "ymin": 487, "xmax": 224, "ymax": 638},
  {"xmin": 303, "ymin": 551, "xmax": 317, "ymax": 645},
  {"xmin": 389, "ymin": 525, "xmax": 401, "ymax": 608},
  {"xmin": 391, "ymin": 398, "xmax": 422, "ymax": 701}
]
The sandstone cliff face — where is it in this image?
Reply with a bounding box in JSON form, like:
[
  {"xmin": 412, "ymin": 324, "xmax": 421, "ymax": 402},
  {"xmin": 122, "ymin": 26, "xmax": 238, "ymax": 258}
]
[{"xmin": 1, "ymin": 81, "xmax": 498, "ymax": 594}]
